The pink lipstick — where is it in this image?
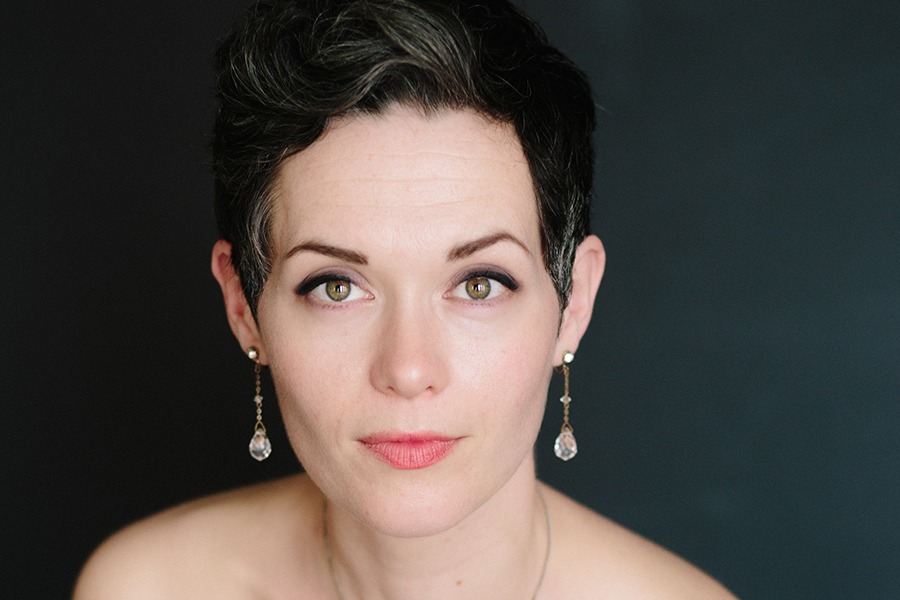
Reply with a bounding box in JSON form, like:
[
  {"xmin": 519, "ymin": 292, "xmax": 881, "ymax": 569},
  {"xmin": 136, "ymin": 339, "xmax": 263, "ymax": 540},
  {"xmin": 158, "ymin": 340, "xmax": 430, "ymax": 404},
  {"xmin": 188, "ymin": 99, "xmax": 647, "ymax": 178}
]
[{"xmin": 360, "ymin": 433, "xmax": 458, "ymax": 470}]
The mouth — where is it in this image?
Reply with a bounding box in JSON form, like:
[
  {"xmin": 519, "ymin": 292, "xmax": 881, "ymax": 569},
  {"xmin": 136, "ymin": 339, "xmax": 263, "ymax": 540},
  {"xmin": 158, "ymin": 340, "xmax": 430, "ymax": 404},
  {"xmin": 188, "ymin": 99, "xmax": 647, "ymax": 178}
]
[{"xmin": 359, "ymin": 433, "xmax": 460, "ymax": 470}]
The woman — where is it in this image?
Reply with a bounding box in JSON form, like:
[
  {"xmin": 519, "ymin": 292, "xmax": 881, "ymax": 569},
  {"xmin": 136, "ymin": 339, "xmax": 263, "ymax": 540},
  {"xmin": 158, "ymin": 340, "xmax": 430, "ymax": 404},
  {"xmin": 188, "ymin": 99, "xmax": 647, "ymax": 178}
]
[{"xmin": 75, "ymin": 1, "xmax": 736, "ymax": 598}]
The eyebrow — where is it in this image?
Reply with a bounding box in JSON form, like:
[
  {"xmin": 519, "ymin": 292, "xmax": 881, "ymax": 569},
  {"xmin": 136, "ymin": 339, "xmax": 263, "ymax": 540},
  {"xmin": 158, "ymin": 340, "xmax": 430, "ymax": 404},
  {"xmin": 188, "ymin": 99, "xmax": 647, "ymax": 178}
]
[
  {"xmin": 447, "ymin": 231, "xmax": 532, "ymax": 261},
  {"xmin": 284, "ymin": 241, "xmax": 368, "ymax": 264},
  {"xmin": 283, "ymin": 231, "xmax": 530, "ymax": 265}
]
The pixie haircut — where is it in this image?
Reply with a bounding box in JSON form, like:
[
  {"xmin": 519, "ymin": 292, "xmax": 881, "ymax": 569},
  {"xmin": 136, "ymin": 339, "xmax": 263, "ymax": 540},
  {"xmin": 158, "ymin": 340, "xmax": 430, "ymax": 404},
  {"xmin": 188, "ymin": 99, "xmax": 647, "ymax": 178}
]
[{"xmin": 213, "ymin": 0, "xmax": 595, "ymax": 315}]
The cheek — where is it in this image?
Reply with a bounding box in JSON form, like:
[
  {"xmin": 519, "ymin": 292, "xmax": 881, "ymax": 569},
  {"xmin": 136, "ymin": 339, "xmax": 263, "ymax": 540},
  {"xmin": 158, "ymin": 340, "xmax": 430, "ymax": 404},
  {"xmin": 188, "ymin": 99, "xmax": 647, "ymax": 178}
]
[
  {"xmin": 266, "ymin": 351, "xmax": 365, "ymax": 479},
  {"xmin": 259, "ymin": 288, "xmax": 364, "ymax": 392},
  {"xmin": 267, "ymin": 337, "xmax": 360, "ymax": 414},
  {"xmin": 258, "ymin": 315, "xmax": 354, "ymax": 451},
  {"xmin": 464, "ymin": 316, "xmax": 558, "ymax": 426}
]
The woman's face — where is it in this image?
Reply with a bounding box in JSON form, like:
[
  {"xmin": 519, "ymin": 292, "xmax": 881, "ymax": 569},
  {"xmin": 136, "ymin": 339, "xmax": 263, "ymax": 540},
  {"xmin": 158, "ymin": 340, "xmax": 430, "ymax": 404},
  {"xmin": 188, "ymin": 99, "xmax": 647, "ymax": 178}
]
[{"xmin": 256, "ymin": 106, "xmax": 566, "ymax": 536}]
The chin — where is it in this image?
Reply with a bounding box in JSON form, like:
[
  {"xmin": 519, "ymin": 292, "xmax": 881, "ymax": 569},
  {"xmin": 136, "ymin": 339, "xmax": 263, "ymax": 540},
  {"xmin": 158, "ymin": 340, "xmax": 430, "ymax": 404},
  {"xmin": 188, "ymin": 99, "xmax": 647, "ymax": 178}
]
[
  {"xmin": 352, "ymin": 483, "xmax": 480, "ymax": 538},
  {"xmin": 345, "ymin": 452, "xmax": 536, "ymax": 539}
]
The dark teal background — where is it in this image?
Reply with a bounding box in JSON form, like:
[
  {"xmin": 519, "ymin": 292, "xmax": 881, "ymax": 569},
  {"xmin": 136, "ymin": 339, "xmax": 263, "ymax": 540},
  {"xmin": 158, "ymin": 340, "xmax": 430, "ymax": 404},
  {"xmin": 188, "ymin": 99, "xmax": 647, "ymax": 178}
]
[{"xmin": 3, "ymin": 1, "xmax": 898, "ymax": 597}]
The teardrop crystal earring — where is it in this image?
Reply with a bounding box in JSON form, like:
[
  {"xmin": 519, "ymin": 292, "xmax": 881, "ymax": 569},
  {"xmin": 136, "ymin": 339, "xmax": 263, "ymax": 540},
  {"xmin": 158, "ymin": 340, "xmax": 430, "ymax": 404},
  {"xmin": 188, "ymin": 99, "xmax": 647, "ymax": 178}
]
[
  {"xmin": 247, "ymin": 347, "xmax": 272, "ymax": 461},
  {"xmin": 554, "ymin": 351, "xmax": 577, "ymax": 461}
]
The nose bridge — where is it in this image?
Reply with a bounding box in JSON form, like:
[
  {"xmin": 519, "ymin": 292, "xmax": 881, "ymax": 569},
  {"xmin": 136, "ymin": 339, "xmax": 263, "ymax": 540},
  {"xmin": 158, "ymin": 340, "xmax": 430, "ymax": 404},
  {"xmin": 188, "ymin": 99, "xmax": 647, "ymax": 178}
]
[{"xmin": 370, "ymin": 293, "xmax": 447, "ymax": 399}]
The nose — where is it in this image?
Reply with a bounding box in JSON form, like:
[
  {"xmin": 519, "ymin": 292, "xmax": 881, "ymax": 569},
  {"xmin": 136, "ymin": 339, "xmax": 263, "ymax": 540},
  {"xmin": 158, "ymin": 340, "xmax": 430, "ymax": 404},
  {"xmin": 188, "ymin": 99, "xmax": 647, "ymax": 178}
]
[{"xmin": 369, "ymin": 300, "xmax": 449, "ymax": 400}]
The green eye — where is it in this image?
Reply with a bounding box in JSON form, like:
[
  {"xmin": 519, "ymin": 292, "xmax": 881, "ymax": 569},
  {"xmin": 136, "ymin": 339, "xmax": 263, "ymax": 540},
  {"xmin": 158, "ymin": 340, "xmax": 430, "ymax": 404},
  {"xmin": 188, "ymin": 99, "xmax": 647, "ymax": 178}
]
[
  {"xmin": 325, "ymin": 280, "xmax": 352, "ymax": 301},
  {"xmin": 465, "ymin": 277, "xmax": 492, "ymax": 300}
]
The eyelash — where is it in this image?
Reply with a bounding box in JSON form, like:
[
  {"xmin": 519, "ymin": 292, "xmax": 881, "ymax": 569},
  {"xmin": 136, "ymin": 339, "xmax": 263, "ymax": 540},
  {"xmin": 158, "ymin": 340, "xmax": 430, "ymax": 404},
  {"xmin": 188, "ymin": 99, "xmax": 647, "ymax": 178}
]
[
  {"xmin": 294, "ymin": 269, "xmax": 520, "ymax": 304},
  {"xmin": 456, "ymin": 269, "xmax": 519, "ymax": 293},
  {"xmin": 295, "ymin": 273, "xmax": 353, "ymax": 297},
  {"xmin": 295, "ymin": 273, "xmax": 371, "ymax": 306}
]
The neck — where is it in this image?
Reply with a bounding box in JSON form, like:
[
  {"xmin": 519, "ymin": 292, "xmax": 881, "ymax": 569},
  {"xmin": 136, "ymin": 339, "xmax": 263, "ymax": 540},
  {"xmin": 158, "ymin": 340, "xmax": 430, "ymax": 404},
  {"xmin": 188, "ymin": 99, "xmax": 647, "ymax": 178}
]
[{"xmin": 323, "ymin": 455, "xmax": 550, "ymax": 600}]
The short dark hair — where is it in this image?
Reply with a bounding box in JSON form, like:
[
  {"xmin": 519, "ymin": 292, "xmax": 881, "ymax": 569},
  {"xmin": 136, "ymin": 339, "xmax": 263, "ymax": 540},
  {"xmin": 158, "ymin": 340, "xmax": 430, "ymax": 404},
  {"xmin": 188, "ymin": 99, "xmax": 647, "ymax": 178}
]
[{"xmin": 213, "ymin": 0, "xmax": 595, "ymax": 315}]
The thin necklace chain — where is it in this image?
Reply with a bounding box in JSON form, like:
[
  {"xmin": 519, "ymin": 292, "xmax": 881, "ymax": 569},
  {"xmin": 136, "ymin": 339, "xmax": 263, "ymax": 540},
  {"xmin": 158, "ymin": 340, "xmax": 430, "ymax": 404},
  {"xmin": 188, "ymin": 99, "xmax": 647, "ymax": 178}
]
[{"xmin": 323, "ymin": 488, "xmax": 552, "ymax": 600}]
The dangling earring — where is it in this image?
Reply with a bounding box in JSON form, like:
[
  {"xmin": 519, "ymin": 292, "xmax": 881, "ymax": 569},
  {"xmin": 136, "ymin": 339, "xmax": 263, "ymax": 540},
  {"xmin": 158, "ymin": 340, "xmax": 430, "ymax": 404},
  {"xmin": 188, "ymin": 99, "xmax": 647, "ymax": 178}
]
[
  {"xmin": 247, "ymin": 347, "xmax": 272, "ymax": 461},
  {"xmin": 554, "ymin": 351, "xmax": 577, "ymax": 461}
]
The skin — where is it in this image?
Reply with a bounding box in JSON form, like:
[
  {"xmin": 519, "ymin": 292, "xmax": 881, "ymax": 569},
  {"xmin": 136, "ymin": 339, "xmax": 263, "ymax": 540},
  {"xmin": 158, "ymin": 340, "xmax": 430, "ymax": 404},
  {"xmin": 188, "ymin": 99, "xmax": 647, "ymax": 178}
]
[{"xmin": 74, "ymin": 107, "xmax": 736, "ymax": 599}]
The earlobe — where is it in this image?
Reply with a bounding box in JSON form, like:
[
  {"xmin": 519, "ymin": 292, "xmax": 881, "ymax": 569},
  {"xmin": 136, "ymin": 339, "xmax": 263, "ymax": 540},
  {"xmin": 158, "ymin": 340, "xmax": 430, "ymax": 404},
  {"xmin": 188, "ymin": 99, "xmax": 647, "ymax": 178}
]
[
  {"xmin": 211, "ymin": 240, "xmax": 268, "ymax": 363},
  {"xmin": 554, "ymin": 235, "xmax": 606, "ymax": 361}
]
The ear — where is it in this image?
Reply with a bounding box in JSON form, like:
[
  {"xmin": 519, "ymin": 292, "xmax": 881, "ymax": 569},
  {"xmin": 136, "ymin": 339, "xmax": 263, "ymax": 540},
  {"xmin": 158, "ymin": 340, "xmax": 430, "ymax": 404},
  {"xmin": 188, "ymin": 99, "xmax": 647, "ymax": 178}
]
[
  {"xmin": 553, "ymin": 235, "xmax": 606, "ymax": 364},
  {"xmin": 210, "ymin": 240, "xmax": 269, "ymax": 364}
]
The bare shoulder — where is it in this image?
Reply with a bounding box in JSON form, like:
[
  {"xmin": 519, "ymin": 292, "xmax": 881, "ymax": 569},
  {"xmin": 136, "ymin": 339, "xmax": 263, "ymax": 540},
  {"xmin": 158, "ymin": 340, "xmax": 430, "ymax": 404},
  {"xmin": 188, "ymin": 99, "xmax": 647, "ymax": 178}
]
[
  {"xmin": 73, "ymin": 475, "xmax": 323, "ymax": 600},
  {"xmin": 541, "ymin": 484, "xmax": 738, "ymax": 600}
]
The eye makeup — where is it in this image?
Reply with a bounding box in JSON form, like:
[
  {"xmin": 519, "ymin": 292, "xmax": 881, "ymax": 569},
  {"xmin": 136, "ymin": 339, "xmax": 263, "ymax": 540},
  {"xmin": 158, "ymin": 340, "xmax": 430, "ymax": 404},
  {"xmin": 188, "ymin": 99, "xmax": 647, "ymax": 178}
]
[
  {"xmin": 295, "ymin": 273, "xmax": 355, "ymax": 297},
  {"xmin": 455, "ymin": 269, "xmax": 519, "ymax": 293}
]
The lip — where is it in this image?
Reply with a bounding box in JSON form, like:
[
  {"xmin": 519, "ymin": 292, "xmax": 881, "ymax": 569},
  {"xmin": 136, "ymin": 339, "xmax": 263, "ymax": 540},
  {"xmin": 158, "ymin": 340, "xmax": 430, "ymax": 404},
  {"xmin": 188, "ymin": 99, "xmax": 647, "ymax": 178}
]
[{"xmin": 359, "ymin": 432, "xmax": 459, "ymax": 470}]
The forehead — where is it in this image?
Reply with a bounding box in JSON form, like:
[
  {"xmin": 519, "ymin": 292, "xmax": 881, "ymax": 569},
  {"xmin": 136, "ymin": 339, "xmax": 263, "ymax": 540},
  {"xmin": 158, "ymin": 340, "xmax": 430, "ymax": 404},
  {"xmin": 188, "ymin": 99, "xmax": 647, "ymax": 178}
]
[{"xmin": 270, "ymin": 107, "xmax": 539, "ymax": 254}]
